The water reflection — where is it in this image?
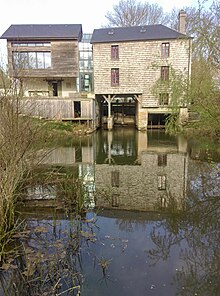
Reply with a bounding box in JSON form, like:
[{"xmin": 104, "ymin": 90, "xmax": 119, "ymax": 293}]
[
  {"xmin": 148, "ymin": 158, "xmax": 220, "ymax": 296},
  {"xmin": 95, "ymin": 130, "xmax": 188, "ymax": 212},
  {"xmin": 2, "ymin": 128, "xmax": 219, "ymax": 296},
  {"xmin": 39, "ymin": 128, "xmax": 190, "ymax": 212}
]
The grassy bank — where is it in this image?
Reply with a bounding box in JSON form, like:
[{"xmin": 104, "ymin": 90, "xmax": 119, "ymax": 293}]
[{"xmin": 32, "ymin": 118, "xmax": 95, "ymax": 146}]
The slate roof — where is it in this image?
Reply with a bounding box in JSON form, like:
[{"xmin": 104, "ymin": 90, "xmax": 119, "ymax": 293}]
[
  {"xmin": 91, "ymin": 24, "xmax": 188, "ymax": 43},
  {"xmin": 0, "ymin": 24, "xmax": 83, "ymax": 41}
]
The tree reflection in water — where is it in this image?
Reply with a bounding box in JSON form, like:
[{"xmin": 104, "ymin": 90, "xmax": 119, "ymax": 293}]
[{"xmin": 147, "ymin": 160, "xmax": 220, "ymax": 296}]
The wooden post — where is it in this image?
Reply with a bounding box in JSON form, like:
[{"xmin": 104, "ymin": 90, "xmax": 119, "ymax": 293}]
[{"xmin": 108, "ymin": 100, "xmax": 111, "ymax": 117}]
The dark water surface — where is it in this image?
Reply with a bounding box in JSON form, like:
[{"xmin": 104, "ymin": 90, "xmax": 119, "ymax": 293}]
[{"xmin": 1, "ymin": 128, "xmax": 219, "ymax": 296}]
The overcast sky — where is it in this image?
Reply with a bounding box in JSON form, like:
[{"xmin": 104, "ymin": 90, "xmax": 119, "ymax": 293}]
[{"xmin": 0, "ymin": 0, "xmax": 211, "ymax": 62}]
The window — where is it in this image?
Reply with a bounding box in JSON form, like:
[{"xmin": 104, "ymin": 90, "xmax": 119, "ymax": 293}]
[
  {"xmin": 79, "ymin": 60, "xmax": 93, "ymax": 70},
  {"xmin": 111, "ymin": 170, "xmax": 119, "ymax": 187},
  {"xmin": 157, "ymin": 175, "xmax": 166, "ymax": 190},
  {"xmin": 111, "ymin": 68, "xmax": 119, "ymax": 86},
  {"xmin": 161, "ymin": 43, "xmax": 170, "ymax": 58},
  {"xmin": 159, "ymin": 93, "xmax": 169, "ymax": 105},
  {"xmin": 161, "ymin": 66, "xmax": 169, "ymax": 81},
  {"xmin": 12, "ymin": 51, "xmax": 51, "ymax": 69},
  {"xmin": 161, "ymin": 197, "xmax": 167, "ymax": 208},
  {"xmin": 112, "ymin": 194, "xmax": 119, "ymax": 207},
  {"xmin": 111, "ymin": 45, "xmax": 119, "ymax": 59},
  {"xmin": 158, "ymin": 154, "xmax": 167, "ymax": 166},
  {"xmin": 80, "ymin": 51, "xmax": 91, "ymax": 60},
  {"xmin": 12, "ymin": 42, "xmax": 51, "ymax": 47},
  {"xmin": 44, "ymin": 52, "xmax": 51, "ymax": 68}
]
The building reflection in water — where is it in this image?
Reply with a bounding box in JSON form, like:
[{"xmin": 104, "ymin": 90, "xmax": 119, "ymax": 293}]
[
  {"xmin": 95, "ymin": 129, "xmax": 188, "ymax": 211},
  {"xmin": 39, "ymin": 128, "xmax": 188, "ymax": 212}
]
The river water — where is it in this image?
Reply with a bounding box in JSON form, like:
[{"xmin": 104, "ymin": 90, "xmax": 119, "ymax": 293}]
[{"xmin": 1, "ymin": 128, "xmax": 219, "ymax": 296}]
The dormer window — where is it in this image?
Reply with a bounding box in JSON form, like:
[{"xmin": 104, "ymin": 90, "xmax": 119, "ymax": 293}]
[
  {"xmin": 111, "ymin": 45, "xmax": 119, "ymax": 60},
  {"xmin": 108, "ymin": 29, "xmax": 114, "ymax": 35},
  {"xmin": 140, "ymin": 26, "xmax": 147, "ymax": 33}
]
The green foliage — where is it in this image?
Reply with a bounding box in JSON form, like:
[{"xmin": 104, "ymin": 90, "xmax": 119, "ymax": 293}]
[
  {"xmin": 165, "ymin": 113, "xmax": 182, "ymax": 135},
  {"xmin": 57, "ymin": 173, "xmax": 86, "ymax": 215},
  {"xmin": 187, "ymin": 58, "xmax": 220, "ymax": 139},
  {"xmin": 151, "ymin": 65, "xmax": 189, "ymax": 135},
  {"xmin": 42, "ymin": 120, "xmax": 74, "ymax": 132}
]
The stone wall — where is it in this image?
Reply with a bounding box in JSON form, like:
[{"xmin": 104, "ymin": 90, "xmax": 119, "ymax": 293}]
[
  {"xmin": 95, "ymin": 152, "xmax": 188, "ymax": 211},
  {"xmin": 93, "ymin": 38, "xmax": 191, "ymax": 130},
  {"xmin": 93, "ymin": 39, "xmax": 191, "ymax": 105}
]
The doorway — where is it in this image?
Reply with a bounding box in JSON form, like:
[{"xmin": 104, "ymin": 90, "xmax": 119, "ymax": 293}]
[
  {"xmin": 74, "ymin": 101, "xmax": 81, "ymax": 118},
  {"xmin": 52, "ymin": 82, "xmax": 58, "ymax": 96}
]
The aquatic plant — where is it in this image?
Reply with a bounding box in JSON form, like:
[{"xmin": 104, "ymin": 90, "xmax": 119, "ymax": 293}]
[{"xmin": 0, "ymin": 93, "xmax": 45, "ymax": 262}]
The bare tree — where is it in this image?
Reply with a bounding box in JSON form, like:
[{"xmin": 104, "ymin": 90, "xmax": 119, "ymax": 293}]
[
  {"xmin": 105, "ymin": 0, "xmax": 168, "ymax": 27},
  {"xmin": 167, "ymin": 1, "xmax": 220, "ymax": 69}
]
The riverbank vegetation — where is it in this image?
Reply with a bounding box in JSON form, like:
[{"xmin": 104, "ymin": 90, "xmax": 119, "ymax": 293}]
[
  {"xmin": 34, "ymin": 118, "xmax": 94, "ymax": 144},
  {"xmin": 0, "ymin": 91, "xmax": 93, "ymax": 266},
  {"xmin": 0, "ymin": 94, "xmax": 44, "ymax": 262},
  {"xmin": 185, "ymin": 58, "xmax": 220, "ymax": 139}
]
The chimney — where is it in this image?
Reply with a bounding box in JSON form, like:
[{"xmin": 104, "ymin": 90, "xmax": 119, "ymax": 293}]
[{"xmin": 178, "ymin": 9, "xmax": 186, "ymax": 34}]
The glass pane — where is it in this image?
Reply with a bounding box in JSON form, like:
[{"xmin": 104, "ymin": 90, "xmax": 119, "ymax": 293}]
[
  {"xmin": 20, "ymin": 52, "xmax": 28, "ymax": 68},
  {"xmin": 36, "ymin": 52, "xmax": 44, "ymax": 68},
  {"xmin": 44, "ymin": 52, "xmax": 51, "ymax": 68},
  {"xmin": 80, "ymin": 51, "xmax": 91, "ymax": 60},
  {"xmin": 12, "ymin": 52, "xmax": 20, "ymax": 68},
  {"xmin": 28, "ymin": 52, "xmax": 37, "ymax": 68}
]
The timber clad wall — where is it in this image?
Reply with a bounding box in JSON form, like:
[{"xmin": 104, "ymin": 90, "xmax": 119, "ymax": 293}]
[
  {"xmin": 7, "ymin": 40, "xmax": 79, "ymax": 77},
  {"xmin": 93, "ymin": 39, "xmax": 191, "ymax": 107},
  {"xmin": 20, "ymin": 98, "xmax": 94, "ymax": 119},
  {"xmin": 51, "ymin": 41, "xmax": 79, "ymax": 77}
]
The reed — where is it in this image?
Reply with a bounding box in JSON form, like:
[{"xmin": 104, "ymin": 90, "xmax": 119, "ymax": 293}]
[{"xmin": 0, "ymin": 95, "xmax": 44, "ymax": 262}]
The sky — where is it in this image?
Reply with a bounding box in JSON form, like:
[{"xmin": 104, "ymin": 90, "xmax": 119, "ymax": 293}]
[{"xmin": 0, "ymin": 0, "xmax": 212, "ymax": 62}]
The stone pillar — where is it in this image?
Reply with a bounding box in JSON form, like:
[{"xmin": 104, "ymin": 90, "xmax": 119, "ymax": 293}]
[
  {"xmin": 179, "ymin": 107, "xmax": 188, "ymax": 124},
  {"xmin": 137, "ymin": 131, "xmax": 148, "ymax": 159},
  {"xmin": 107, "ymin": 131, "xmax": 112, "ymax": 163},
  {"xmin": 137, "ymin": 107, "xmax": 148, "ymax": 130},
  {"xmin": 177, "ymin": 134, "xmax": 187, "ymax": 153},
  {"xmin": 107, "ymin": 116, "xmax": 113, "ymax": 130}
]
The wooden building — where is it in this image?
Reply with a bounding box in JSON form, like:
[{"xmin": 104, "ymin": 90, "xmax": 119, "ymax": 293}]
[
  {"xmin": 0, "ymin": 24, "xmax": 97, "ymax": 128},
  {"xmin": 91, "ymin": 10, "xmax": 192, "ymax": 130}
]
